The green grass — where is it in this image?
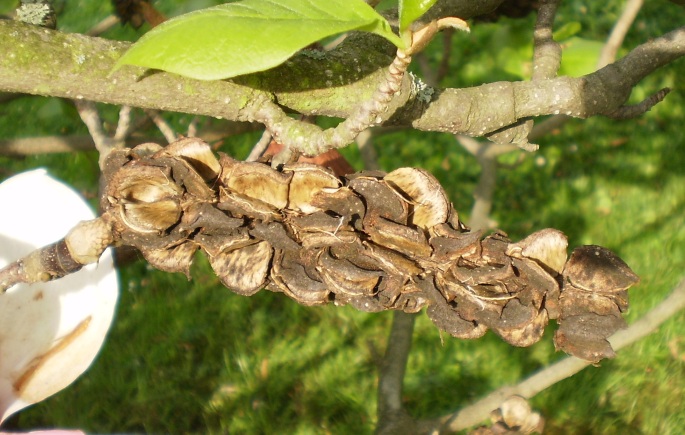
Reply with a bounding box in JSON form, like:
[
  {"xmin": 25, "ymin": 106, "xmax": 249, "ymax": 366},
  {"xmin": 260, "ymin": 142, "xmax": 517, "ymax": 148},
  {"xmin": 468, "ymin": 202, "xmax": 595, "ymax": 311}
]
[{"xmin": 2, "ymin": 1, "xmax": 685, "ymax": 434}]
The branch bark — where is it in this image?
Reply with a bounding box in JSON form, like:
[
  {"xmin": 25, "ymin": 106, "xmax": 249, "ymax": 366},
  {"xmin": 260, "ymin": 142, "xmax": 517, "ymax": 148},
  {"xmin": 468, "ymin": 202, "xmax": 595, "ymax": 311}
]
[{"xmin": 1, "ymin": 20, "xmax": 682, "ymax": 144}]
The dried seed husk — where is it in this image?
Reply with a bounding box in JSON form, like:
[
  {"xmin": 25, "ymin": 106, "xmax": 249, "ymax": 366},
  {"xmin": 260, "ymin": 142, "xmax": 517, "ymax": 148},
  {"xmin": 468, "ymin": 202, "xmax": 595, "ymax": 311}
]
[
  {"xmin": 563, "ymin": 245, "xmax": 639, "ymax": 293},
  {"xmin": 310, "ymin": 186, "xmax": 366, "ymax": 230},
  {"xmin": 284, "ymin": 163, "xmax": 341, "ymax": 213},
  {"xmin": 157, "ymin": 137, "xmax": 221, "ymax": 181},
  {"xmin": 142, "ymin": 242, "xmax": 197, "ymax": 278},
  {"xmin": 271, "ymin": 250, "xmax": 329, "ymax": 306},
  {"xmin": 420, "ymin": 275, "xmax": 488, "ymax": 338},
  {"xmin": 481, "ymin": 231, "xmax": 512, "ymax": 266},
  {"xmin": 384, "ymin": 167, "xmax": 450, "ymax": 230},
  {"xmin": 120, "ymin": 200, "xmax": 181, "ymax": 234},
  {"xmin": 249, "ymin": 222, "xmax": 300, "ymax": 252},
  {"xmin": 287, "ymin": 211, "xmax": 349, "ymax": 234},
  {"xmin": 181, "ymin": 202, "xmax": 244, "ymax": 235},
  {"xmin": 494, "ymin": 307, "xmax": 548, "ymax": 347},
  {"xmin": 151, "ymin": 155, "xmax": 215, "ymax": 201},
  {"xmin": 221, "ymin": 160, "xmax": 291, "ymax": 210},
  {"xmin": 349, "ymin": 177, "xmax": 408, "ymax": 224},
  {"xmin": 210, "ymin": 240, "xmax": 273, "ymax": 296},
  {"xmin": 107, "ymin": 164, "xmax": 183, "ymax": 233},
  {"xmin": 430, "ymin": 230, "xmax": 482, "ymax": 269},
  {"xmin": 218, "ymin": 189, "xmax": 279, "ymax": 221},
  {"xmin": 298, "ymin": 230, "xmax": 358, "ymax": 250},
  {"xmin": 506, "ymin": 228, "xmax": 568, "ymax": 275},
  {"xmin": 317, "ymin": 249, "xmax": 382, "ymax": 297},
  {"xmin": 196, "ymin": 229, "xmax": 252, "ymax": 257},
  {"xmin": 361, "ymin": 242, "xmax": 422, "ymax": 278},
  {"xmin": 553, "ymin": 312, "xmax": 626, "ymax": 362},
  {"xmin": 366, "ymin": 215, "xmax": 432, "ymax": 259},
  {"xmin": 510, "ymin": 258, "xmax": 560, "ymax": 314}
]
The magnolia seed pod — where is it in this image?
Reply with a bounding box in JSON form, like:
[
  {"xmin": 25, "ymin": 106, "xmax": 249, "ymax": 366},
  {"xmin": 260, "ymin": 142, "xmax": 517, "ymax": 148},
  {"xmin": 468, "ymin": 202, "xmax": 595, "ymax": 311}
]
[
  {"xmin": 210, "ymin": 241, "xmax": 273, "ymax": 296},
  {"xmin": 563, "ymin": 245, "xmax": 639, "ymax": 293},
  {"xmin": 317, "ymin": 250, "xmax": 382, "ymax": 297},
  {"xmin": 271, "ymin": 250, "xmax": 329, "ymax": 306},
  {"xmin": 156, "ymin": 137, "xmax": 221, "ymax": 182},
  {"xmin": 348, "ymin": 176, "xmax": 408, "ymax": 224},
  {"xmin": 506, "ymin": 228, "xmax": 568, "ymax": 274},
  {"xmin": 284, "ymin": 163, "xmax": 341, "ymax": 214},
  {"xmin": 107, "ymin": 165, "xmax": 183, "ymax": 234},
  {"xmin": 384, "ymin": 167, "xmax": 450, "ymax": 230},
  {"xmin": 366, "ymin": 215, "xmax": 432, "ymax": 259},
  {"xmin": 221, "ymin": 160, "xmax": 291, "ymax": 210}
]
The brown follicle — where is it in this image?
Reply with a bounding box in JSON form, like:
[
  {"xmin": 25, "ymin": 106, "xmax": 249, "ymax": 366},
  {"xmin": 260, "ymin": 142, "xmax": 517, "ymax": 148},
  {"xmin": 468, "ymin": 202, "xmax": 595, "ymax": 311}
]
[{"xmin": 563, "ymin": 245, "xmax": 640, "ymax": 293}]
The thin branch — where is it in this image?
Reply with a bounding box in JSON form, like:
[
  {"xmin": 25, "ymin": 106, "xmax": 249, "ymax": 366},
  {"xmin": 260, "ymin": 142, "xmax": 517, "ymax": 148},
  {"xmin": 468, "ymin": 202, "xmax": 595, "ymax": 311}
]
[
  {"xmin": 607, "ymin": 87, "xmax": 671, "ymax": 119},
  {"xmin": 356, "ymin": 129, "xmax": 380, "ymax": 171},
  {"xmin": 532, "ymin": 0, "xmax": 562, "ymax": 80},
  {"xmin": 246, "ymin": 129, "xmax": 273, "ymax": 162},
  {"xmin": 419, "ymin": 277, "xmax": 685, "ymax": 433},
  {"xmin": 144, "ymin": 109, "xmax": 177, "ymax": 143},
  {"xmin": 597, "ymin": 0, "xmax": 644, "ymax": 69},
  {"xmin": 376, "ymin": 312, "xmax": 418, "ymax": 435}
]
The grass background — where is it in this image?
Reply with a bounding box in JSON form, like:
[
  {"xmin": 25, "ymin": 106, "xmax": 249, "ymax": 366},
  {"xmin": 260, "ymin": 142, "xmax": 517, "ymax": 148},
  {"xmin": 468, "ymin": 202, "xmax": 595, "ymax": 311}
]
[{"xmin": 1, "ymin": 0, "xmax": 684, "ymax": 433}]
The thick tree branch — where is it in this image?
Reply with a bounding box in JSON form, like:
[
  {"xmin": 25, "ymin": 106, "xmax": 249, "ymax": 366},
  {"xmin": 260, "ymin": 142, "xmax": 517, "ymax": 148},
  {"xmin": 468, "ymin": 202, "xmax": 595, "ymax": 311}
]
[{"xmin": 1, "ymin": 22, "xmax": 683, "ymax": 147}]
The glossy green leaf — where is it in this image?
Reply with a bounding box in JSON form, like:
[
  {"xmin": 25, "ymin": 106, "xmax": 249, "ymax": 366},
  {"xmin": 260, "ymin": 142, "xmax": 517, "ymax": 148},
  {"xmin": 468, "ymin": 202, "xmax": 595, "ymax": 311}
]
[
  {"xmin": 399, "ymin": 0, "xmax": 438, "ymax": 32},
  {"xmin": 559, "ymin": 37, "xmax": 604, "ymax": 77},
  {"xmin": 114, "ymin": 0, "xmax": 404, "ymax": 81}
]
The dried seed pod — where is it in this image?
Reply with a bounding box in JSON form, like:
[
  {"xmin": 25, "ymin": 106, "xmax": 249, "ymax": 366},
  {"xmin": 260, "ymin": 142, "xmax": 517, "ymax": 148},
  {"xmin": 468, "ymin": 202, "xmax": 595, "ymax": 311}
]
[
  {"xmin": 107, "ymin": 164, "xmax": 183, "ymax": 234},
  {"xmin": 220, "ymin": 158, "xmax": 291, "ymax": 210},
  {"xmin": 317, "ymin": 249, "xmax": 382, "ymax": 297},
  {"xmin": 284, "ymin": 163, "xmax": 341, "ymax": 213},
  {"xmin": 563, "ymin": 245, "xmax": 639, "ymax": 293},
  {"xmin": 142, "ymin": 242, "xmax": 197, "ymax": 278},
  {"xmin": 366, "ymin": 215, "xmax": 432, "ymax": 259},
  {"xmin": 157, "ymin": 137, "xmax": 221, "ymax": 182},
  {"xmin": 348, "ymin": 176, "xmax": 408, "ymax": 224},
  {"xmin": 310, "ymin": 186, "xmax": 366, "ymax": 229},
  {"xmin": 210, "ymin": 241, "xmax": 273, "ymax": 296},
  {"xmin": 384, "ymin": 167, "xmax": 450, "ymax": 230},
  {"xmin": 271, "ymin": 250, "xmax": 329, "ymax": 305},
  {"xmin": 506, "ymin": 228, "xmax": 568, "ymax": 274},
  {"xmin": 196, "ymin": 229, "xmax": 252, "ymax": 257},
  {"xmin": 494, "ymin": 307, "xmax": 548, "ymax": 348}
]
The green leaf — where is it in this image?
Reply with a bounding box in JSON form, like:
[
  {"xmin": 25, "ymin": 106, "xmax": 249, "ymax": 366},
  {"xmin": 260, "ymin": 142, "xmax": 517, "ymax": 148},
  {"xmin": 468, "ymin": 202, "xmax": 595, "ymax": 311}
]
[
  {"xmin": 553, "ymin": 21, "xmax": 582, "ymax": 41},
  {"xmin": 114, "ymin": 0, "xmax": 404, "ymax": 81},
  {"xmin": 559, "ymin": 37, "xmax": 604, "ymax": 77},
  {"xmin": 399, "ymin": 0, "xmax": 438, "ymax": 33}
]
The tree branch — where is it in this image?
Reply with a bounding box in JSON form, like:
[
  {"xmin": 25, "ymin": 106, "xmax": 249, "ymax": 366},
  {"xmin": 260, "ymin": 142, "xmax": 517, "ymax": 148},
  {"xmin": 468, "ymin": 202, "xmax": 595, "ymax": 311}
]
[
  {"xmin": 1, "ymin": 21, "xmax": 682, "ymax": 146},
  {"xmin": 419, "ymin": 276, "xmax": 685, "ymax": 433}
]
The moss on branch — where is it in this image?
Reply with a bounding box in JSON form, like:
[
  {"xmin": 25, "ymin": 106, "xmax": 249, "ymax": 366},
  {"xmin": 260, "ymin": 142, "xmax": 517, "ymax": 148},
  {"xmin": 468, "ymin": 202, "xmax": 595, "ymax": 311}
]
[{"xmin": 0, "ymin": 20, "xmax": 683, "ymax": 141}]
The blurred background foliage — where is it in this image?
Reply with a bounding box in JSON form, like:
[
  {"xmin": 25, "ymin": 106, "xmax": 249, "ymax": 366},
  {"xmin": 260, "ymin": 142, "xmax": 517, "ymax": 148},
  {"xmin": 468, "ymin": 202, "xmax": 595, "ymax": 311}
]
[{"xmin": 0, "ymin": 0, "xmax": 684, "ymax": 433}]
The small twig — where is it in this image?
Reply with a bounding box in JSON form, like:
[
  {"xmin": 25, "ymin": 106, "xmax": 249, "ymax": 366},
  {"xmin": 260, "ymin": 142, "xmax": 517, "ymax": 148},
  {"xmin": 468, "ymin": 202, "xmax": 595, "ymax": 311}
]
[
  {"xmin": 597, "ymin": 0, "xmax": 644, "ymax": 69},
  {"xmin": 356, "ymin": 129, "xmax": 380, "ymax": 171},
  {"xmin": 419, "ymin": 277, "xmax": 685, "ymax": 433},
  {"xmin": 532, "ymin": 0, "xmax": 562, "ymax": 80},
  {"xmin": 144, "ymin": 109, "xmax": 177, "ymax": 143},
  {"xmin": 531, "ymin": 0, "xmax": 642, "ymax": 139},
  {"xmin": 246, "ymin": 129, "xmax": 273, "ymax": 162},
  {"xmin": 607, "ymin": 88, "xmax": 671, "ymax": 120},
  {"xmin": 187, "ymin": 116, "xmax": 200, "ymax": 138},
  {"xmin": 114, "ymin": 106, "xmax": 133, "ymax": 140},
  {"xmin": 457, "ymin": 135, "xmax": 516, "ymax": 231},
  {"xmin": 86, "ymin": 14, "xmax": 120, "ymax": 37}
]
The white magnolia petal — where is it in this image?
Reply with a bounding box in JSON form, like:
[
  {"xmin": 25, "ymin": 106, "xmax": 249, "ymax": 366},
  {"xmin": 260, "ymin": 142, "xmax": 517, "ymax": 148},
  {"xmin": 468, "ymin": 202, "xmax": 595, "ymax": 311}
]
[{"xmin": 0, "ymin": 170, "xmax": 119, "ymax": 424}]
